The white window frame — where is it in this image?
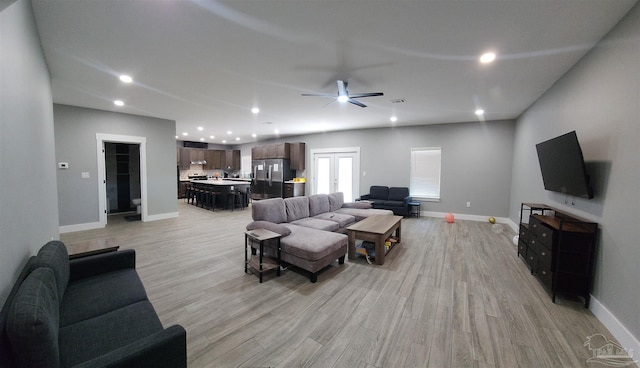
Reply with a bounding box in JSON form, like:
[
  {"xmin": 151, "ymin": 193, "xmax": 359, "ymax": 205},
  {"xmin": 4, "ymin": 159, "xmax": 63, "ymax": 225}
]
[{"xmin": 410, "ymin": 147, "xmax": 441, "ymax": 201}]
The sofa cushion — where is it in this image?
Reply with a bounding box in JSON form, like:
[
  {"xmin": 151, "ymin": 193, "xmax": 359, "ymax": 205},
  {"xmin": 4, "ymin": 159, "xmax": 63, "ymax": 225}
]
[
  {"xmin": 383, "ymin": 200, "xmax": 405, "ymax": 208},
  {"xmin": 308, "ymin": 194, "xmax": 331, "ymax": 217},
  {"xmin": 60, "ymin": 269, "xmax": 148, "ymax": 327},
  {"xmin": 35, "ymin": 240, "xmax": 69, "ymax": 300},
  {"xmin": 369, "ymin": 186, "xmax": 389, "ymax": 200},
  {"xmin": 6, "ymin": 268, "xmax": 60, "ymax": 368},
  {"xmin": 341, "ymin": 201, "xmax": 372, "ymax": 209},
  {"xmin": 313, "ymin": 212, "xmax": 356, "ymax": 227},
  {"xmin": 58, "ymin": 301, "xmax": 163, "ymax": 367},
  {"xmin": 290, "ymin": 218, "xmax": 340, "ymax": 232},
  {"xmin": 388, "ymin": 187, "xmax": 409, "ymax": 201},
  {"xmin": 334, "ymin": 208, "xmax": 394, "ymax": 221},
  {"xmin": 252, "ymin": 198, "xmax": 287, "ymax": 223},
  {"xmin": 328, "ymin": 192, "xmax": 344, "ymax": 212},
  {"xmin": 246, "ymin": 221, "xmax": 292, "ymax": 237},
  {"xmin": 284, "ymin": 196, "xmax": 310, "ymax": 222},
  {"xmin": 281, "ymin": 225, "xmax": 347, "ymax": 261}
]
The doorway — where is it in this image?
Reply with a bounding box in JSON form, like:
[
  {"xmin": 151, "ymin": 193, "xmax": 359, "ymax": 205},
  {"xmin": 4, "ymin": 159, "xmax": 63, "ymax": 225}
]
[
  {"xmin": 311, "ymin": 147, "xmax": 360, "ymax": 202},
  {"xmin": 96, "ymin": 133, "xmax": 147, "ymax": 226},
  {"xmin": 104, "ymin": 143, "xmax": 140, "ymax": 214}
]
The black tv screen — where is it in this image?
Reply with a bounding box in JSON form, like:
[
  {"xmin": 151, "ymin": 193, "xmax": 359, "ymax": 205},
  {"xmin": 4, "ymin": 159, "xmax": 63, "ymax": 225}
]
[{"xmin": 535, "ymin": 131, "xmax": 594, "ymax": 199}]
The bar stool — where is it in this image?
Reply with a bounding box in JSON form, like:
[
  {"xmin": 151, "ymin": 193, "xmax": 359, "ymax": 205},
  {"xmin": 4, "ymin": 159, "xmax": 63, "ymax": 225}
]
[
  {"xmin": 184, "ymin": 183, "xmax": 196, "ymax": 204},
  {"xmin": 203, "ymin": 186, "xmax": 216, "ymax": 210},
  {"xmin": 227, "ymin": 187, "xmax": 242, "ymax": 211}
]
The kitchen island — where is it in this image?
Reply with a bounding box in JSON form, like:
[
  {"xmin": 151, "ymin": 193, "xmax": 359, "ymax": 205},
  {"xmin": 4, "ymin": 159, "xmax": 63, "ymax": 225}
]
[{"xmin": 190, "ymin": 179, "xmax": 250, "ymax": 210}]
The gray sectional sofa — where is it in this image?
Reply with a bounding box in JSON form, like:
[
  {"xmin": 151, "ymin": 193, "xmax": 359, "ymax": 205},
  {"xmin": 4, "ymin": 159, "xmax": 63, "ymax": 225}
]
[
  {"xmin": 0, "ymin": 241, "xmax": 186, "ymax": 368},
  {"xmin": 247, "ymin": 192, "xmax": 393, "ymax": 282}
]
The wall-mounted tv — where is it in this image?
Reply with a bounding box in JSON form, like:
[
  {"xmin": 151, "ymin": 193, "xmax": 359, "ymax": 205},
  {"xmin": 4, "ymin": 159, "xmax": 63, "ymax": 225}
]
[{"xmin": 535, "ymin": 131, "xmax": 594, "ymax": 199}]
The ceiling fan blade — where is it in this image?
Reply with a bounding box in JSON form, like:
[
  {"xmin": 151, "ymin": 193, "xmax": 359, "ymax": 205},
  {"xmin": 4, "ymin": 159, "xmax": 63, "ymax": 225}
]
[
  {"xmin": 348, "ymin": 98, "xmax": 367, "ymax": 108},
  {"xmin": 349, "ymin": 92, "xmax": 384, "ymax": 98},
  {"xmin": 337, "ymin": 80, "xmax": 348, "ymax": 97},
  {"xmin": 301, "ymin": 93, "xmax": 336, "ymax": 98}
]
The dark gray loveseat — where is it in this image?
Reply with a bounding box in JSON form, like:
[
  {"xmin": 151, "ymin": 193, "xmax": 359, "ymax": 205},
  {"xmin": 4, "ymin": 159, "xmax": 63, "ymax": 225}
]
[
  {"xmin": 0, "ymin": 241, "xmax": 186, "ymax": 368},
  {"xmin": 359, "ymin": 186, "xmax": 412, "ymax": 216}
]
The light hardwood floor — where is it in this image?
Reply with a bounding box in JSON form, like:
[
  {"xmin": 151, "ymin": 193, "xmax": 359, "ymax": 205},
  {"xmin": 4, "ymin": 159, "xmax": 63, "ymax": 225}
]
[{"xmin": 61, "ymin": 201, "xmax": 631, "ymax": 368}]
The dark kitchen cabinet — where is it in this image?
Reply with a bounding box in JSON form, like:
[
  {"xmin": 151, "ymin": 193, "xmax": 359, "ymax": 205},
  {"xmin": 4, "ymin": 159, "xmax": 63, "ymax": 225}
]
[
  {"xmin": 204, "ymin": 150, "xmax": 221, "ymax": 170},
  {"xmin": 177, "ymin": 148, "xmax": 191, "ymax": 170},
  {"xmin": 189, "ymin": 148, "xmax": 205, "ymax": 162},
  {"xmin": 289, "ymin": 142, "xmax": 305, "ymax": 170},
  {"xmin": 518, "ymin": 203, "xmax": 598, "ymax": 308},
  {"xmin": 224, "ymin": 150, "xmax": 241, "ymax": 170}
]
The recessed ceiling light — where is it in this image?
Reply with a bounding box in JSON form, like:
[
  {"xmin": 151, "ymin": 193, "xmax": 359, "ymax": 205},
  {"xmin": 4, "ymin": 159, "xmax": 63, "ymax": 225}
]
[
  {"xmin": 479, "ymin": 52, "xmax": 496, "ymax": 64},
  {"xmin": 209, "ymin": 135, "xmax": 215, "ymax": 139},
  {"xmin": 274, "ymin": 129, "xmax": 280, "ymax": 134},
  {"xmin": 251, "ymin": 107, "xmax": 260, "ymax": 114},
  {"xmin": 390, "ymin": 116, "xmax": 398, "ymax": 122},
  {"xmin": 235, "ymin": 137, "xmax": 240, "ymax": 141},
  {"xmin": 197, "ymin": 126, "xmax": 204, "ymax": 131},
  {"xmin": 227, "ymin": 131, "xmax": 232, "ymax": 135},
  {"xmin": 113, "ymin": 100, "xmax": 124, "ymax": 106},
  {"xmin": 200, "ymin": 138, "xmax": 205, "ymax": 141},
  {"xmin": 251, "ymin": 133, "xmax": 257, "ymax": 138},
  {"xmin": 119, "ymin": 75, "xmax": 133, "ymax": 83},
  {"xmin": 182, "ymin": 132, "xmax": 188, "ymax": 136},
  {"xmin": 475, "ymin": 109, "xmax": 485, "ymax": 116},
  {"xmin": 175, "ymin": 135, "xmax": 178, "ymax": 139},
  {"xmin": 222, "ymin": 140, "xmax": 227, "ymax": 143}
]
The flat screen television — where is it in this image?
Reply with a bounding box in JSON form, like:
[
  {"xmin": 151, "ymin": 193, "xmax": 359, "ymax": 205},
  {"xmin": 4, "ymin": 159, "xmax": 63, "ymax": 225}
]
[{"xmin": 535, "ymin": 131, "xmax": 594, "ymax": 199}]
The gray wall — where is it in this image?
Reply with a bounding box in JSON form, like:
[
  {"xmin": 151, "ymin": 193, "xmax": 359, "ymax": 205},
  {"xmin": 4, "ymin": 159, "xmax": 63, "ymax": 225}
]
[
  {"xmin": 54, "ymin": 104, "xmax": 177, "ymax": 226},
  {"xmin": 0, "ymin": 0, "xmax": 59, "ymax": 303},
  {"xmin": 239, "ymin": 120, "xmax": 516, "ymax": 217},
  {"xmin": 509, "ymin": 3, "xmax": 639, "ymax": 340}
]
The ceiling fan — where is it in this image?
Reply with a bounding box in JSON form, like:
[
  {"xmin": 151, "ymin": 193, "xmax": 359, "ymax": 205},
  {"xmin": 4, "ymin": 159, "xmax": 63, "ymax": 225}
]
[{"xmin": 301, "ymin": 80, "xmax": 383, "ymax": 108}]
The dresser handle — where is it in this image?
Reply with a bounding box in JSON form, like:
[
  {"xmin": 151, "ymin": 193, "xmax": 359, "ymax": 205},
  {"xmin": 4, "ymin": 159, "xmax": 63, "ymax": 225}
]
[
  {"xmin": 533, "ymin": 224, "xmax": 537, "ymax": 228},
  {"xmin": 531, "ymin": 240, "xmax": 535, "ymax": 244},
  {"xmin": 542, "ymin": 270, "xmax": 546, "ymax": 275},
  {"xmin": 542, "ymin": 252, "xmax": 546, "ymax": 256},
  {"xmin": 542, "ymin": 233, "xmax": 547, "ymax": 237}
]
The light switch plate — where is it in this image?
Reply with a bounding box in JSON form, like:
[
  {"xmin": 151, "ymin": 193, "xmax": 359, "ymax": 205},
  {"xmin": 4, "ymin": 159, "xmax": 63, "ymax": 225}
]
[
  {"xmin": 81, "ymin": 172, "xmax": 90, "ymax": 179},
  {"xmin": 58, "ymin": 162, "xmax": 69, "ymax": 169}
]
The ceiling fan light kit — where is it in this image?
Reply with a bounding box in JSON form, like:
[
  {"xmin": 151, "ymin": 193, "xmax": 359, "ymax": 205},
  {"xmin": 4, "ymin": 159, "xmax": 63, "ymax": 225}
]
[{"xmin": 302, "ymin": 80, "xmax": 383, "ymax": 108}]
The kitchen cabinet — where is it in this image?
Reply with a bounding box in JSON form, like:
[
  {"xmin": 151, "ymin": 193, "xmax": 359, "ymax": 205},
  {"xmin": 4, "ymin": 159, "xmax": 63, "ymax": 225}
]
[
  {"xmin": 251, "ymin": 143, "xmax": 292, "ymax": 160},
  {"xmin": 289, "ymin": 142, "xmax": 305, "ymax": 170},
  {"xmin": 177, "ymin": 148, "xmax": 191, "ymax": 170},
  {"xmin": 518, "ymin": 203, "xmax": 598, "ymax": 308},
  {"xmin": 224, "ymin": 150, "xmax": 241, "ymax": 170},
  {"xmin": 204, "ymin": 150, "xmax": 221, "ymax": 170},
  {"xmin": 189, "ymin": 148, "xmax": 205, "ymax": 162}
]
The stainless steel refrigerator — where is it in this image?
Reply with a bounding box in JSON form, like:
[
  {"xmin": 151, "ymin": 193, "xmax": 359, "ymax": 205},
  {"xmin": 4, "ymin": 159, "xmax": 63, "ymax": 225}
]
[{"xmin": 251, "ymin": 159, "xmax": 294, "ymax": 199}]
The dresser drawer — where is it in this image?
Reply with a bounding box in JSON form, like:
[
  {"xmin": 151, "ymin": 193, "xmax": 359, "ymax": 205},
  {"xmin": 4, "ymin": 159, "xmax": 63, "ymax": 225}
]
[
  {"xmin": 536, "ymin": 261, "xmax": 554, "ymax": 290},
  {"xmin": 529, "ymin": 237, "xmax": 552, "ymax": 267},
  {"xmin": 529, "ymin": 216, "xmax": 554, "ymax": 248}
]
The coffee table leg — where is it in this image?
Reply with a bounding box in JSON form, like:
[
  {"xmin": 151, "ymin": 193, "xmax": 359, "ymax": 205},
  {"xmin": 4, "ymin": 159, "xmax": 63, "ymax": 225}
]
[
  {"xmin": 375, "ymin": 234, "xmax": 385, "ymax": 265},
  {"xmin": 348, "ymin": 231, "xmax": 356, "ymax": 260}
]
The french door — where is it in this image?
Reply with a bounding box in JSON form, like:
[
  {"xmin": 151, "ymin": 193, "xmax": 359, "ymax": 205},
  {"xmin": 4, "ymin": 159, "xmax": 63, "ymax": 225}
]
[{"xmin": 311, "ymin": 148, "xmax": 359, "ymax": 202}]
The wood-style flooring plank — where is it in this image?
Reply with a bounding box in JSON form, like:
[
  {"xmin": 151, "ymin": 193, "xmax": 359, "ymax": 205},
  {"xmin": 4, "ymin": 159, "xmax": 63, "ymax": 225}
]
[{"xmin": 58, "ymin": 201, "xmax": 635, "ymax": 368}]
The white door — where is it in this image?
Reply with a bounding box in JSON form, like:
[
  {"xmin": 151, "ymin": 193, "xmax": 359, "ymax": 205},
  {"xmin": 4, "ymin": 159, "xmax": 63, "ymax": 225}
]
[{"xmin": 312, "ymin": 148, "xmax": 359, "ymax": 202}]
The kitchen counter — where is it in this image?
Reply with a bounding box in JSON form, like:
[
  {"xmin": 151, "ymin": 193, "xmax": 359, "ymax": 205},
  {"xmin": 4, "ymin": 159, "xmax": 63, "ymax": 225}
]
[
  {"xmin": 224, "ymin": 178, "xmax": 252, "ymax": 182},
  {"xmin": 191, "ymin": 179, "xmax": 250, "ymax": 186}
]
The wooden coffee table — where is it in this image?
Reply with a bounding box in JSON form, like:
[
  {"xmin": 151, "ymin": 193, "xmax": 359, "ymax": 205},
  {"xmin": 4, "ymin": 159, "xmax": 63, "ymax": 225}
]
[
  {"xmin": 66, "ymin": 238, "xmax": 119, "ymax": 259},
  {"xmin": 347, "ymin": 215, "xmax": 402, "ymax": 265}
]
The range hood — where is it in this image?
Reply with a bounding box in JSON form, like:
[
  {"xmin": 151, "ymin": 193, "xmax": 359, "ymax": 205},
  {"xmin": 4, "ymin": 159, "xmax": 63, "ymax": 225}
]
[{"xmin": 190, "ymin": 160, "xmax": 207, "ymax": 165}]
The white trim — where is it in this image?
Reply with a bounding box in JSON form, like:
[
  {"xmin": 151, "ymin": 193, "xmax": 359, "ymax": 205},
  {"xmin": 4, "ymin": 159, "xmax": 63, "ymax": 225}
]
[
  {"xmin": 309, "ymin": 147, "xmax": 360, "ymax": 200},
  {"xmin": 421, "ymin": 211, "xmax": 512, "ymax": 225},
  {"xmin": 96, "ymin": 134, "xmax": 148, "ymax": 226},
  {"xmin": 59, "ymin": 222, "xmax": 103, "ymax": 234},
  {"xmin": 145, "ymin": 212, "xmax": 179, "ymax": 222},
  {"xmin": 590, "ymin": 296, "xmax": 640, "ymax": 360}
]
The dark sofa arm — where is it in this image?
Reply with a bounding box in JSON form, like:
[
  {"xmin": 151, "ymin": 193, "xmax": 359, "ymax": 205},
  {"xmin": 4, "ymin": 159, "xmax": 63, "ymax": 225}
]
[
  {"xmin": 403, "ymin": 195, "xmax": 412, "ymax": 204},
  {"xmin": 359, "ymin": 194, "xmax": 371, "ymax": 200},
  {"xmin": 69, "ymin": 249, "xmax": 136, "ymax": 282},
  {"xmin": 73, "ymin": 325, "xmax": 187, "ymax": 368}
]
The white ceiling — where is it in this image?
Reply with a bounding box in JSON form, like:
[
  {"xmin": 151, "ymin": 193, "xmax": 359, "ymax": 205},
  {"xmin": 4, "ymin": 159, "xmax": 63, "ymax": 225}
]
[{"xmin": 30, "ymin": 0, "xmax": 637, "ymax": 144}]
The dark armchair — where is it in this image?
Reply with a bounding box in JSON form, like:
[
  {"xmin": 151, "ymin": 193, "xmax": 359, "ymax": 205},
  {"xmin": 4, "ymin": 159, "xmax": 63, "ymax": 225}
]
[{"xmin": 359, "ymin": 186, "xmax": 412, "ymax": 216}]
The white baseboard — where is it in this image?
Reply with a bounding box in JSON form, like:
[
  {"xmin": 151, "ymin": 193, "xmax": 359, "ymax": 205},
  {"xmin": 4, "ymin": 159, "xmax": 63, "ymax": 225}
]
[
  {"xmin": 421, "ymin": 211, "xmax": 513, "ymax": 228},
  {"xmin": 144, "ymin": 212, "xmax": 178, "ymax": 222},
  {"xmin": 589, "ymin": 296, "xmax": 640, "ymax": 360},
  {"xmin": 59, "ymin": 221, "xmax": 103, "ymax": 233}
]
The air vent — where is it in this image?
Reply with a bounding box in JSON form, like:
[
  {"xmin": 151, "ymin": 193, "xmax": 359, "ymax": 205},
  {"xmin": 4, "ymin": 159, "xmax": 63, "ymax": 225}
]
[{"xmin": 390, "ymin": 98, "xmax": 406, "ymax": 104}]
